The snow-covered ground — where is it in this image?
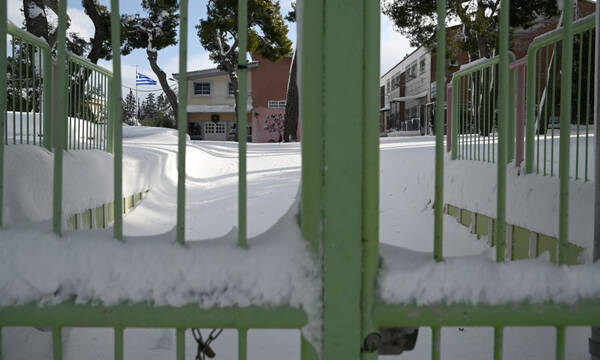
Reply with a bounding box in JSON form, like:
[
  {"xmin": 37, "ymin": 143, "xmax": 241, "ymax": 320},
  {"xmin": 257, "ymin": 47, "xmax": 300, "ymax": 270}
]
[{"xmin": 1, "ymin": 127, "xmax": 596, "ymax": 359}]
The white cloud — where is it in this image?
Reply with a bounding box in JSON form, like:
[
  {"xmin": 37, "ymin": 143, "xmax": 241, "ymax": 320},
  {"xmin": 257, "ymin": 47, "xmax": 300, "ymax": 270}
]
[
  {"xmin": 67, "ymin": 8, "xmax": 94, "ymax": 41},
  {"xmin": 380, "ymin": 13, "xmax": 413, "ymax": 76}
]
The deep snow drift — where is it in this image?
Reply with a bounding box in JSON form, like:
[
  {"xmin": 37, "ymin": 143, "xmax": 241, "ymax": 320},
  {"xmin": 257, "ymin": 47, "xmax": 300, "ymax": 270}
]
[{"xmin": 1, "ymin": 128, "xmax": 597, "ymax": 359}]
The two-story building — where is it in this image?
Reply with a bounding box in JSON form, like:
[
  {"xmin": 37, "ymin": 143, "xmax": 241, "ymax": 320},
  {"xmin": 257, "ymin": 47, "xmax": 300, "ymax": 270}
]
[{"xmin": 174, "ymin": 53, "xmax": 293, "ymax": 142}]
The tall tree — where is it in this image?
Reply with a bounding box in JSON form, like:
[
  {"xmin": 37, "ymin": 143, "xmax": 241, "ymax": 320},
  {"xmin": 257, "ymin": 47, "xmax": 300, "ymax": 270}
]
[
  {"xmin": 196, "ymin": 0, "xmax": 293, "ymax": 117},
  {"xmin": 21, "ymin": 0, "xmax": 113, "ymax": 64},
  {"xmin": 122, "ymin": 89, "xmax": 137, "ymax": 125},
  {"xmin": 121, "ymin": 0, "xmax": 179, "ymax": 118},
  {"xmin": 283, "ymin": 2, "xmax": 297, "ymax": 142},
  {"xmin": 383, "ymin": 0, "xmax": 559, "ymax": 60}
]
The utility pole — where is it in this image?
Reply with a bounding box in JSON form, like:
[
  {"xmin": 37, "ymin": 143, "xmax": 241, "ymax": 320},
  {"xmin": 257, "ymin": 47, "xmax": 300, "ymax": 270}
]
[{"xmin": 591, "ymin": 2, "xmax": 600, "ymax": 360}]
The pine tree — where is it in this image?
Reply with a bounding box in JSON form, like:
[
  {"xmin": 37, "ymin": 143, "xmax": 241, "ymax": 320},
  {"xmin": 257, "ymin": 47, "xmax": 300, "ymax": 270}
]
[{"xmin": 122, "ymin": 90, "xmax": 137, "ymax": 125}]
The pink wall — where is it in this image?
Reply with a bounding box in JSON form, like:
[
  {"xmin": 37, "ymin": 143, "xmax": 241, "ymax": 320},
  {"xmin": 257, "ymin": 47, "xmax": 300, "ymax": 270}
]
[{"xmin": 252, "ymin": 107, "xmax": 285, "ymax": 142}]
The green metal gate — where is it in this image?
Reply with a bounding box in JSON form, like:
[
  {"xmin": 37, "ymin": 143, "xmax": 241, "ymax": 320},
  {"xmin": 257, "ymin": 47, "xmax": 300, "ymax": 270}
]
[{"xmin": 0, "ymin": 0, "xmax": 599, "ymax": 359}]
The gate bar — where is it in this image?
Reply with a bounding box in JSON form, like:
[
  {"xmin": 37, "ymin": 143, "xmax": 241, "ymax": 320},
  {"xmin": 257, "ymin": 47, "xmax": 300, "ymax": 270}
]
[
  {"xmin": 591, "ymin": 1, "xmax": 600, "ymax": 357},
  {"xmin": 0, "ymin": 0, "xmax": 6, "ymax": 227},
  {"xmin": 110, "ymin": 0, "xmax": 123, "ymax": 241},
  {"xmin": 52, "ymin": 0, "xmax": 68, "ymax": 235},
  {"xmin": 558, "ymin": 0, "xmax": 574, "ymax": 264},
  {"xmin": 434, "ymin": 0, "xmax": 446, "ymax": 261},
  {"xmin": 237, "ymin": 0, "xmax": 248, "ymax": 248},
  {"xmin": 176, "ymin": 0, "xmax": 188, "ymax": 244}
]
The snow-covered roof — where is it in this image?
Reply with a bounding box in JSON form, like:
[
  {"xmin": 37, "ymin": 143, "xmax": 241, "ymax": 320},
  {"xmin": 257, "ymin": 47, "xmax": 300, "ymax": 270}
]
[
  {"xmin": 173, "ymin": 62, "xmax": 259, "ymax": 80},
  {"xmin": 187, "ymin": 104, "xmax": 252, "ymax": 113}
]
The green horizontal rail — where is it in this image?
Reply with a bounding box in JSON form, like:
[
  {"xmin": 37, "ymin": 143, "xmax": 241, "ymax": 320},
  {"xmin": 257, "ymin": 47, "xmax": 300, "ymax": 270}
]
[
  {"xmin": 374, "ymin": 300, "xmax": 600, "ymax": 327},
  {"xmin": 6, "ymin": 21, "xmax": 51, "ymax": 50},
  {"xmin": 0, "ymin": 303, "xmax": 307, "ymax": 328},
  {"xmin": 67, "ymin": 51, "xmax": 113, "ymax": 78}
]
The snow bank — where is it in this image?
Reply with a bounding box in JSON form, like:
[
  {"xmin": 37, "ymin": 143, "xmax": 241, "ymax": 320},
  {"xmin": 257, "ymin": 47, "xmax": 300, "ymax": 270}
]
[
  {"xmin": 379, "ymin": 244, "xmax": 600, "ymax": 305},
  {"xmin": 2, "ymin": 129, "xmax": 161, "ymax": 226}
]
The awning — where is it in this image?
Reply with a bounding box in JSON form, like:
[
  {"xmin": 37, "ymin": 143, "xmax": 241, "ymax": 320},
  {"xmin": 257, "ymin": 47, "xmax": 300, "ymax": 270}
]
[
  {"xmin": 390, "ymin": 91, "xmax": 428, "ymax": 103},
  {"xmin": 379, "ymin": 106, "xmax": 390, "ymax": 112},
  {"xmin": 187, "ymin": 104, "xmax": 252, "ymax": 113}
]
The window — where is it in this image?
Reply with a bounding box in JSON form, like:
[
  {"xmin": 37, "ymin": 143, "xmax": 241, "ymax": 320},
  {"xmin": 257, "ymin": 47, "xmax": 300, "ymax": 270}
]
[
  {"xmin": 228, "ymin": 82, "xmax": 234, "ymax": 96},
  {"xmin": 407, "ymin": 62, "xmax": 418, "ymax": 81},
  {"xmin": 268, "ymin": 100, "xmax": 287, "ymax": 108},
  {"xmin": 215, "ymin": 123, "xmax": 225, "ymax": 134},
  {"xmin": 194, "ymin": 82, "xmax": 211, "ymax": 96},
  {"xmin": 419, "ymin": 58, "xmax": 426, "ymax": 74},
  {"xmin": 204, "ymin": 122, "xmax": 215, "ymax": 134}
]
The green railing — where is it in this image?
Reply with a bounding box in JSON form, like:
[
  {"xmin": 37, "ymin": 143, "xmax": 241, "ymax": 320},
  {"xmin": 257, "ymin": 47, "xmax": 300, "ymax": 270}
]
[
  {"xmin": 5, "ymin": 20, "xmax": 112, "ymax": 152},
  {"xmin": 66, "ymin": 53, "xmax": 112, "ymax": 151},
  {"xmin": 0, "ymin": 0, "xmax": 599, "ymax": 359},
  {"xmin": 450, "ymin": 54, "xmax": 516, "ymax": 163},
  {"xmin": 525, "ymin": 14, "xmax": 596, "ymax": 180},
  {"xmin": 5, "ymin": 21, "xmax": 51, "ymax": 148}
]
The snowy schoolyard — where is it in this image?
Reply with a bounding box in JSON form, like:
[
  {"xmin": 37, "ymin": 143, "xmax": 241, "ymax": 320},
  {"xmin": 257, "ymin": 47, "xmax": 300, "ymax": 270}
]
[{"xmin": 1, "ymin": 125, "xmax": 598, "ymax": 359}]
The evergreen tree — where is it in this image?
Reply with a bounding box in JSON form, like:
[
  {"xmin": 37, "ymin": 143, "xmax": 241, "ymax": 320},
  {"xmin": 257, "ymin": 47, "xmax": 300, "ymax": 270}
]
[
  {"xmin": 196, "ymin": 0, "xmax": 292, "ymax": 120},
  {"xmin": 122, "ymin": 90, "xmax": 137, "ymax": 125}
]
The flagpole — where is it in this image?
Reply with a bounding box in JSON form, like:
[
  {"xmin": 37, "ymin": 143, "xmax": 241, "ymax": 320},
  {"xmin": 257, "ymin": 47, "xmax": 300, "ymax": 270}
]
[{"xmin": 135, "ymin": 65, "xmax": 138, "ymax": 122}]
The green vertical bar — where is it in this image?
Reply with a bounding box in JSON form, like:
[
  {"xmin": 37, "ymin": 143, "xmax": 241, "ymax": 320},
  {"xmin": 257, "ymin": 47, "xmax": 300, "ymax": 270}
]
[
  {"xmin": 550, "ymin": 45, "xmax": 557, "ymax": 177},
  {"xmin": 322, "ymin": 0, "xmax": 363, "ymax": 356},
  {"xmin": 25, "ymin": 43, "xmax": 30, "ymax": 144},
  {"xmin": 110, "ymin": 0, "xmax": 123, "ymax": 241},
  {"xmin": 431, "ymin": 326, "xmax": 441, "ymax": 360},
  {"xmin": 19, "ymin": 39, "xmax": 23, "ymax": 144},
  {"xmin": 434, "ymin": 0, "xmax": 446, "ymax": 262},
  {"xmin": 558, "ymin": 0, "xmax": 573, "ymax": 264},
  {"xmin": 107, "ymin": 77, "xmax": 113, "ymax": 153},
  {"xmin": 361, "ymin": 0, "xmax": 380, "ymax": 357},
  {"xmin": 237, "ymin": 0, "xmax": 248, "ymax": 248},
  {"xmin": 300, "ymin": 0, "xmax": 324, "ymax": 252},
  {"xmin": 451, "ymin": 78, "xmax": 459, "ymax": 159},
  {"xmin": 176, "ymin": 328, "xmax": 185, "ymax": 360},
  {"xmin": 0, "ymin": 0, "xmax": 6, "ymax": 227},
  {"xmin": 494, "ymin": 327, "xmax": 503, "ymax": 360},
  {"xmin": 495, "ymin": 0, "xmax": 509, "ymax": 262},
  {"xmin": 11, "ymin": 38, "xmax": 15, "ymax": 145},
  {"xmin": 176, "ymin": 0, "xmax": 188, "ymax": 245},
  {"xmin": 0, "ymin": 326, "xmax": 2, "ymax": 359},
  {"xmin": 508, "ymin": 69, "xmax": 515, "ymax": 162},
  {"xmin": 114, "ymin": 327, "xmax": 123, "ymax": 360},
  {"xmin": 575, "ymin": 32, "xmax": 583, "ymax": 180},
  {"xmin": 301, "ymin": 335, "xmax": 319, "ymax": 360},
  {"xmin": 584, "ymin": 30, "xmax": 592, "ymax": 182},
  {"xmin": 52, "ymin": 328, "xmax": 62, "ymax": 360},
  {"xmin": 238, "ymin": 328, "xmax": 247, "ymax": 360},
  {"xmin": 66, "ymin": 61, "xmax": 70, "ymax": 149},
  {"xmin": 53, "ymin": 0, "xmax": 68, "ymax": 235},
  {"xmin": 556, "ymin": 326, "xmax": 566, "ymax": 360}
]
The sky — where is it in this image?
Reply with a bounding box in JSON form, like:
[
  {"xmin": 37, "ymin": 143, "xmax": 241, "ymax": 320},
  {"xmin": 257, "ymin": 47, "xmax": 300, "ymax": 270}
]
[{"xmin": 8, "ymin": 1, "xmax": 413, "ymax": 100}]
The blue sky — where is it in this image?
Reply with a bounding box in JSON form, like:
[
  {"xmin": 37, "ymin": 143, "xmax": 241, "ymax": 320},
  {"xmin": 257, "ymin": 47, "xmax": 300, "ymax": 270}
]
[{"xmin": 8, "ymin": 1, "xmax": 412, "ymax": 100}]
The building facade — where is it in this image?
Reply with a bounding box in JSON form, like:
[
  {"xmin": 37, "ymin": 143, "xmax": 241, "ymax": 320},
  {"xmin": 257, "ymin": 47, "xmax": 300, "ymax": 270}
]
[{"xmin": 174, "ymin": 53, "xmax": 293, "ymax": 142}]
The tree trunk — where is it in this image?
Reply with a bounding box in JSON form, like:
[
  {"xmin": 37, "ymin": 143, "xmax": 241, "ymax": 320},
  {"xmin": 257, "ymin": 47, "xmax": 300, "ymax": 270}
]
[
  {"xmin": 283, "ymin": 50, "xmax": 298, "ymax": 142},
  {"xmin": 82, "ymin": 0, "xmax": 108, "ymax": 64},
  {"xmin": 23, "ymin": 0, "xmax": 55, "ymax": 47},
  {"xmin": 146, "ymin": 49, "xmax": 178, "ymax": 123}
]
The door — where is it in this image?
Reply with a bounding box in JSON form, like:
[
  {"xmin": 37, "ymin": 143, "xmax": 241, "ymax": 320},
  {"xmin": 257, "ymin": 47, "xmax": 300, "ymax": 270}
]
[{"xmin": 203, "ymin": 122, "xmax": 227, "ymax": 141}]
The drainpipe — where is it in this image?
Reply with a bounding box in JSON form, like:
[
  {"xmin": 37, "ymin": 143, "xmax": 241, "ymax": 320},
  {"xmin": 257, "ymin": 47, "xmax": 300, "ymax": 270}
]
[{"xmin": 591, "ymin": 3, "xmax": 600, "ymax": 360}]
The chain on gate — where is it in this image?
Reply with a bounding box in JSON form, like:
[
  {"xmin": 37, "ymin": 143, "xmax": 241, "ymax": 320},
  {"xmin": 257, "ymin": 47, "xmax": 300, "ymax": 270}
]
[{"xmin": 192, "ymin": 328, "xmax": 224, "ymax": 359}]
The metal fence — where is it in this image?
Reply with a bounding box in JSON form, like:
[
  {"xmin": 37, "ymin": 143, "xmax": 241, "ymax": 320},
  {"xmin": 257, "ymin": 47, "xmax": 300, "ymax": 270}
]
[
  {"xmin": 526, "ymin": 14, "xmax": 596, "ymax": 180},
  {"xmin": 5, "ymin": 21, "xmax": 112, "ymax": 151},
  {"xmin": 0, "ymin": 0, "xmax": 599, "ymax": 359}
]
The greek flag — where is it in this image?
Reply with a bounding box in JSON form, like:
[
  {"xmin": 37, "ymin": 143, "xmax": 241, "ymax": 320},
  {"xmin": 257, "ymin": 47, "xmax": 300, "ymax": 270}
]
[{"xmin": 136, "ymin": 72, "xmax": 157, "ymax": 86}]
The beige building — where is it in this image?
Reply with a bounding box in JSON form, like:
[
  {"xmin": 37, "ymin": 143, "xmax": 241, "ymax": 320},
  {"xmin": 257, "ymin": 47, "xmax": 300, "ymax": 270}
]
[{"xmin": 174, "ymin": 67, "xmax": 254, "ymax": 141}]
